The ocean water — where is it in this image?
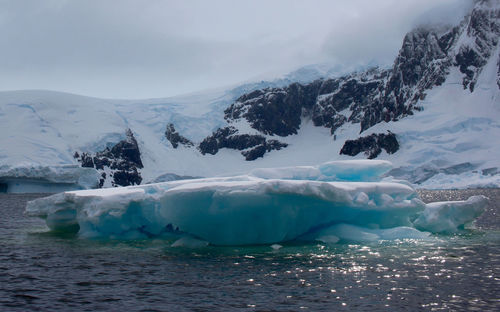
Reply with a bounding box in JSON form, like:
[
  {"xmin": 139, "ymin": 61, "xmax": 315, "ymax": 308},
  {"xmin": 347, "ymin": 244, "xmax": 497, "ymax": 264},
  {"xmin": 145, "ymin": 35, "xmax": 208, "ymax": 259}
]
[{"xmin": 0, "ymin": 192, "xmax": 499, "ymax": 311}]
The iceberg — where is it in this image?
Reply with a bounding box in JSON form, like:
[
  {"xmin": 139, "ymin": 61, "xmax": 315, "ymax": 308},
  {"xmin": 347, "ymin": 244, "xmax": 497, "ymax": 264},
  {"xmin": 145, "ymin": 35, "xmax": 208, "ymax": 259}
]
[
  {"xmin": 249, "ymin": 160, "xmax": 393, "ymax": 182},
  {"xmin": 25, "ymin": 161, "xmax": 488, "ymax": 245},
  {"xmin": 413, "ymin": 196, "xmax": 487, "ymax": 233}
]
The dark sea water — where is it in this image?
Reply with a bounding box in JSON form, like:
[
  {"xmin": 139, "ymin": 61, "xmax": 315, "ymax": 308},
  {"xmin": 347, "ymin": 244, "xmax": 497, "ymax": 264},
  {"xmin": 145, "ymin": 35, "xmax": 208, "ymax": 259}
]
[{"xmin": 1, "ymin": 191, "xmax": 499, "ymax": 312}]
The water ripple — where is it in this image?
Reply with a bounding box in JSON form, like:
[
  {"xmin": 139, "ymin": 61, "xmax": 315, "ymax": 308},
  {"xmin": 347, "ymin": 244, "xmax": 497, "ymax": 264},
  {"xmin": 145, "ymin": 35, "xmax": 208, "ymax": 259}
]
[{"xmin": 0, "ymin": 193, "xmax": 499, "ymax": 311}]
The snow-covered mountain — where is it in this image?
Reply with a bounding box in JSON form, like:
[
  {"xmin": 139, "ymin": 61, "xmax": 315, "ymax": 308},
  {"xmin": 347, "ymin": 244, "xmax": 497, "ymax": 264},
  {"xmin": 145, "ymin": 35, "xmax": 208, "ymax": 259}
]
[{"xmin": 1, "ymin": 0, "xmax": 499, "ymax": 192}]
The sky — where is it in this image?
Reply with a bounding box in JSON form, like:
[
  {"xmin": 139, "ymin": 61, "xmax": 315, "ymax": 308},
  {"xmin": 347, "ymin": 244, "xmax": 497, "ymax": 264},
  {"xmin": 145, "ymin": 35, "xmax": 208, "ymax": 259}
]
[{"xmin": 0, "ymin": 0, "xmax": 472, "ymax": 99}]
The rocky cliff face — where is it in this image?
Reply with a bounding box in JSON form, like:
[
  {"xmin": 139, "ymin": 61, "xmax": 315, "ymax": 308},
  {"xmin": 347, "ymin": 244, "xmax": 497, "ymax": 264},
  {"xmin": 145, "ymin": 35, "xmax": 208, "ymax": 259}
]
[
  {"xmin": 75, "ymin": 129, "xmax": 143, "ymax": 187},
  {"xmin": 224, "ymin": 81, "xmax": 323, "ymax": 136},
  {"xmin": 340, "ymin": 132, "xmax": 399, "ymax": 159},
  {"xmin": 184, "ymin": 0, "xmax": 499, "ymax": 160},
  {"xmin": 41, "ymin": 0, "xmax": 500, "ymax": 189},
  {"xmin": 198, "ymin": 126, "xmax": 288, "ymax": 161},
  {"xmin": 456, "ymin": 0, "xmax": 500, "ymax": 91},
  {"xmin": 165, "ymin": 123, "xmax": 194, "ymax": 148}
]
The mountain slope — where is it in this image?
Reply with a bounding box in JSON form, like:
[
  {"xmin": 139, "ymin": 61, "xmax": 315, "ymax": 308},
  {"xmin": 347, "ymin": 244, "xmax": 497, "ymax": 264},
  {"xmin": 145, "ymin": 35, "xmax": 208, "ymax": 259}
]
[{"xmin": 1, "ymin": 0, "xmax": 499, "ymax": 191}]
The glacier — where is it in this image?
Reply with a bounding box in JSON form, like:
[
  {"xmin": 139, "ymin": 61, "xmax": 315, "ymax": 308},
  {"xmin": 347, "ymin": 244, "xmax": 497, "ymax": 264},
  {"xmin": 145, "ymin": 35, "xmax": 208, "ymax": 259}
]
[
  {"xmin": 1, "ymin": 1, "xmax": 500, "ymax": 190},
  {"xmin": 0, "ymin": 165, "xmax": 99, "ymax": 193},
  {"xmin": 25, "ymin": 161, "xmax": 488, "ymax": 246}
]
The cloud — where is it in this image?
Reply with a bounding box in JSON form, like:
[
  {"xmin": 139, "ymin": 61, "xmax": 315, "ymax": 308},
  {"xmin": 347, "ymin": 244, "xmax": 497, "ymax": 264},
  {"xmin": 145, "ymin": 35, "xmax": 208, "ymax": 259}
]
[
  {"xmin": 0, "ymin": 0, "xmax": 470, "ymax": 99},
  {"xmin": 320, "ymin": 0, "xmax": 474, "ymax": 67}
]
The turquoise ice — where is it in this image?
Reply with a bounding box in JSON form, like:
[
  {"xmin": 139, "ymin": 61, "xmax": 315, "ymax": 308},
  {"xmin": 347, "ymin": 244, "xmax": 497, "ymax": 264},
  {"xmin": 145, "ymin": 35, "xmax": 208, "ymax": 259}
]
[{"xmin": 25, "ymin": 160, "xmax": 488, "ymax": 246}]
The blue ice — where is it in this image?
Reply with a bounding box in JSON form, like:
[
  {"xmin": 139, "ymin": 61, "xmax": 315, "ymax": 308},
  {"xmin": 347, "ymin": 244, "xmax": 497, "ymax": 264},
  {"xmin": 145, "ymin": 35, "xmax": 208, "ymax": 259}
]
[{"xmin": 25, "ymin": 161, "xmax": 488, "ymax": 246}]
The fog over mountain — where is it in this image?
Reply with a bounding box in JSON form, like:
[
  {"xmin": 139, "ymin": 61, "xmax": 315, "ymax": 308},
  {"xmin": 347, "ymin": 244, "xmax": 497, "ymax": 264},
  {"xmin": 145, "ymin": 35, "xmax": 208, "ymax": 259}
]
[
  {"xmin": 1, "ymin": 0, "xmax": 499, "ymax": 193},
  {"xmin": 0, "ymin": 0, "xmax": 472, "ymax": 99}
]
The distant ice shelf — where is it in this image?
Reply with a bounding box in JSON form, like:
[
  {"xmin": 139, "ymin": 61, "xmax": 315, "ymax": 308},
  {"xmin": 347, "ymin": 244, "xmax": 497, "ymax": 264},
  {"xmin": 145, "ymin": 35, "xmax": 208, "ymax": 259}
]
[
  {"xmin": 25, "ymin": 160, "xmax": 488, "ymax": 246},
  {"xmin": 0, "ymin": 165, "xmax": 99, "ymax": 193}
]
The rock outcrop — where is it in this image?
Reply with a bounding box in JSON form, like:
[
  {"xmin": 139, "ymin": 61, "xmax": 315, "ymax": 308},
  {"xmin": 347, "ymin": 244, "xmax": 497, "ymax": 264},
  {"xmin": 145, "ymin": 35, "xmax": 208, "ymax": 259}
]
[
  {"xmin": 75, "ymin": 129, "xmax": 143, "ymax": 187},
  {"xmin": 340, "ymin": 132, "xmax": 399, "ymax": 159},
  {"xmin": 198, "ymin": 126, "xmax": 287, "ymax": 161},
  {"xmin": 195, "ymin": 1, "xmax": 499, "ymax": 160},
  {"xmin": 165, "ymin": 123, "xmax": 194, "ymax": 148}
]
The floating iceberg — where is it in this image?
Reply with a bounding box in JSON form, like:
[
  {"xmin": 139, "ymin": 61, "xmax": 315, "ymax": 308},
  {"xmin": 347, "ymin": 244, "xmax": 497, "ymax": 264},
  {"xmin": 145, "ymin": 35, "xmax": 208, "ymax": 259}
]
[
  {"xmin": 249, "ymin": 160, "xmax": 393, "ymax": 182},
  {"xmin": 413, "ymin": 196, "xmax": 487, "ymax": 233},
  {"xmin": 25, "ymin": 161, "xmax": 488, "ymax": 246}
]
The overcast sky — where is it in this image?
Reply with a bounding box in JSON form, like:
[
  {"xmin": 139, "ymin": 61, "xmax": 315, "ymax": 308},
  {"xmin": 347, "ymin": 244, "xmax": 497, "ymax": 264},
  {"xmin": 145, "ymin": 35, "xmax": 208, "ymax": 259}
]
[{"xmin": 0, "ymin": 0, "xmax": 472, "ymax": 99}]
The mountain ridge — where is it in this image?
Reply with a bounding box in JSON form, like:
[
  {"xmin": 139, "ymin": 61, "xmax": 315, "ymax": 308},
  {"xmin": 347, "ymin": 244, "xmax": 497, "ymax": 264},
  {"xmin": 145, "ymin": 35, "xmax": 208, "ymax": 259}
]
[{"xmin": 1, "ymin": 0, "xmax": 499, "ymax": 191}]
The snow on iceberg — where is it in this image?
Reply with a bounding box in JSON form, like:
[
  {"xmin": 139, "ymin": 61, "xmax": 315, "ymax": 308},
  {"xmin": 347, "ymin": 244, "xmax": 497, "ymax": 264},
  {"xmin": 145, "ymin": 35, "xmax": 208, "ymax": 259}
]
[
  {"xmin": 413, "ymin": 196, "xmax": 487, "ymax": 233},
  {"xmin": 249, "ymin": 160, "xmax": 393, "ymax": 182},
  {"xmin": 25, "ymin": 161, "xmax": 488, "ymax": 245}
]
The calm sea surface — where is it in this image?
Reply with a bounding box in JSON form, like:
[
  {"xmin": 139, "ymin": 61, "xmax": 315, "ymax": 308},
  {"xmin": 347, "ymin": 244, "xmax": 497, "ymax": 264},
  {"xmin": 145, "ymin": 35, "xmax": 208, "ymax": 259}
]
[{"xmin": 1, "ymin": 191, "xmax": 499, "ymax": 311}]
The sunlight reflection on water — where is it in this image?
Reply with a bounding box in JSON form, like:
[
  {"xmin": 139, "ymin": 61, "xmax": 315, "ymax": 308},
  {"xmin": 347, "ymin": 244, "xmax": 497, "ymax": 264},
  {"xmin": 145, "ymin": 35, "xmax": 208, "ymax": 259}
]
[{"xmin": 0, "ymin": 193, "xmax": 499, "ymax": 311}]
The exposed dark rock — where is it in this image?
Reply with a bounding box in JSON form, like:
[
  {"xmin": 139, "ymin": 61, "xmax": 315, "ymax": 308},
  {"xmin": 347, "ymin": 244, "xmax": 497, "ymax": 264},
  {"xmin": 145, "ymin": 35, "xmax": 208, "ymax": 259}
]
[
  {"xmin": 198, "ymin": 126, "xmax": 287, "ymax": 160},
  {"xmin": 198, "ymin": 127, "xmax": 238, "ymax": 155},
  {"xmin": 108, "ymin": 129, "xmax": 143, "ymax": 168},
  {"xmin": 80, "ymin": 153, "xmax": 94, "ymax": 168},
  {"xmin": 241, "ymin": 145, "xmax": 267, "ymax": 161},
  {"xmin": 225, "ymin": 134, "xmax": 266, "ymax": 151},
  {"xmin": 314, "ymin": 72, "xmax": 386, "ymax": 134},
  {"xmin": 266, "ymin": 139, "xmax": 289, "ymax": 152},
  {"xmin": 199, "ymin": 127, "xmax": 267, "ymax": 155},
  {"xmin": 112, "ymin": 169, "xmax": 142, "ymax": 187},
  {"xmin": 224, "ymin": 81, "xmax": 322, "ymax": 136},
  {"xmin": 241, "ymin": 140, "xmax": 288, "ymax": 161},
  {"xmin": 457, "ymin": 2, "xmax": 500, "ymax": 91},
  {"xmin": 208, "ymin": 2, "xmax": 499, "ymax": 150},
  {"xmin": 93, "ymin": 156, "xmax": 111, "ymax": 170},
  {"xmin": 340, "ymin": 132, "xmax": 399, "ymax": 159},
  {"xmin": 456, "ymin": 47, "xmax": 484, "ymax": 91},
  {"xmin": 219, "ymin": 23, "xmax": 459, "ymax": 138},
  {"xmin": 99, "ymin": 172, "xmax": 106, "ymax": 188},
  {"xmin": 438, "ymin": 25, "xmax": 461, "ymax": 53},
  {"xmin": 497, "ymin": 52, "xmax": 500, "ymax": 89},
  {"xmin": 378, "ymin": 133, "xmax": 400, "ymax": 155},
  {"xmin": 165, "ymin": 123, "xmax": 194, "ymax": 148},
  {"xmin": 75, "ymin": 129, "xmax": 143, "ymax": 187},
  {"xmin": 217, "ymin": 28, "xmax": 452, "ymax": 138}
]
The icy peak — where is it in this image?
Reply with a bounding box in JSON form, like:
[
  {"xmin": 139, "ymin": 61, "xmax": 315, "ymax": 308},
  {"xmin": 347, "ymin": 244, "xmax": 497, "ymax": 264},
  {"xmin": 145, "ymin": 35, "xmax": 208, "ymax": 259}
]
[
  {"xmin": 474, "ymin": 0, "xmax": 500, "ymax": 10},
  {"xmin": 2, "ymin": 1, "xmax": 500, "ymax": 191}
]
